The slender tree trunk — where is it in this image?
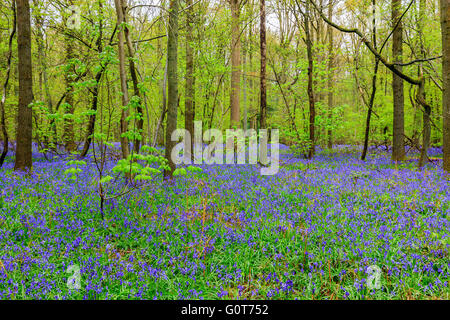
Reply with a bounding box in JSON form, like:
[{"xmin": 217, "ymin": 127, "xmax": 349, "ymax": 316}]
[
  {"xmin": 247, "ymin": 14, "xmax": 254, "ymax": 131},
  {"xmin": 392, "ymin": 0, "xmax": 405, "ymax": 161},
  {"xmin": 0, "ymin": 1, "xmax": 16, "ymax": 168},
  {"xmin": 230, "ymin": 0, "xmax": 241, "ymax": 128},
  {"xmin": 419, "ymin": 76, "xmax": 431, "ymax": 167},
  {"xmin": 305, "ymin": 0, "xmax": 316, "ymax": 159},
  {"xmin": 34, "ymin": 0, "xmax": 57, "ymax": 150},
  {"xmin": 185, "ymin": 0, "xmax": 195, "ymax": 161},
  {"xmin": 326, "ymin": 0, "xmax": 334, "ymax": 149},
  {"xmin": 316, "ymin": 0, "xmax": 326, "ymax": 146},
  {"xmin": 418, "ymin": 0, "xmax": 430, "ymax": 167},
  {"xmin": 79, "ymin": 0, "xmax": 104, "ymax": 158},
  {"xmin": 164, "ymin": 0, "xmax": 179, "ymax": 178},
  {"xmin": 80, "ymin": 71, "xmax": 103, "ymax": 158},
  {"xmin": 242, "ymin": 45, "xmax": 247, "ymax": 131},
  {"xmin": 361, "ymin": 0, "xmax": 380, "ymax": 161},
  {"xmin": 155, "ymin": 58, "xmax": 168, "ymax": 148},
  {"xmin": 153, "ymin": 88, "xmax": 166, "ymax": 148},
  {"xmin": 122, "ymin": 0, "xmax": 143, "ymax": 154},
  {"xmin": 155, "ymin": 3, "xmax": 167, "ymax": 147},
  {"xmin": 63, "ymin": 31, "xmax": 77, "ymax": 152},
  {"xmin": 259, "ymin": 0, "xmax": 267, "ymax": 129},
  {"xmin": 361, "ymin": 61, "xmax": 380, "ymax": 160},
  {"xmin": 441, "ymin": 0, "xmax": 450, "ymax": 172},
  {"xmin": 114, "ymin": 0, "xmax": 130, "ymax": 160},
  {"xmin": 15, "ymin": 0, "xmax": 33, "ymax": 171},
  {"xmin": 409, "ymin": 0, "xmax": 425, "ymax": 146},
  {"xmin": 411, "ymin": 83, "xmax": 421, "ymax": 146}
]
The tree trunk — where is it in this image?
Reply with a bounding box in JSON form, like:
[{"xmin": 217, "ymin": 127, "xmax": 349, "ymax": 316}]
[
  {"xmin": 418, "ymin": 0, "xmax": 430, "ymax": 167},
  {"xmin": 14, "ymin": 0, "xmax": 33, "ymax": 171},
  {"xmin": 80, "ymin": 71, "xmax": 103, "ymax": 158},
  {"xmin": 391, "ymin": 0, "xmax": 405, "ymax": 161},
  {"xmin": 185, "ymin": 0, "xmax": 195, "ymax": 161},
  {"xmin": 305, "ymin": 0, "xmax": 316, "ymax": 159},
  {"xmin": 63, "ymin": 31, "xmax": 77, "ymax": 152},
  {"xmin": 411, "ymin": 83, "xmax": 421, "ymax": 146},
  {"xmin": 122, "ymin": 0, "xmax": 144, "ymax": 154},
  {"xmin": 316, "ymin": 0, "xmax": 326, "ymax": 147},
  {"xmin": 164, "ymin": 0, "xmax": 179, "ymax": 178},
  {"xmin": 441, "ymin": 0, "xmax": 450, "ymax": 172},
  {"xmin": 34, "ymin": 0, "xmax": 57, "ymax": 150},
  {"xmin": 259, "ymin": 0, "xmax": 267, "ymax": 129},
  {"xmin": 361, "ymin": 0, "xmax": 380, "ymax": 161},
  {"xmin": 79, "ymin": 0, "xmax": 104, "ymax": 158},
  {"xmin": 230, "ymin": 0, "xmax": 241, "ymax": 128},
  {"xmin": 114, "ymin": 0, "xmax": 130, "ymax": 160},
  {"xmin": 419, "ymin": 82, "xmax": 431, "ymax": 167},
  {"xmin": 242, "ymin": 45, "xmax": 247, "ymax": 131},
  {"xmin": 326, "ymin": 0, "xmax": 334, "ymax": 149},
  {"xmin": 0, "ymin": 1, "xmax": 15, "ymax": 168}
]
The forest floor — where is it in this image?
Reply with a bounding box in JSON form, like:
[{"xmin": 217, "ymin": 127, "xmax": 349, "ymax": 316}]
[{"xmin": 0, "ymin": 145, "xmax": 449, "ymax": 299}]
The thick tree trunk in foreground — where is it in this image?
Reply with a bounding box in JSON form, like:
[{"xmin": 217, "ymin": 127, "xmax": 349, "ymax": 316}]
[
  {"xmin": 114, "ymin": 0, "xmax": 130, "ymax": 160},
  {"xmin": 259, "ymin": 0, "xmax": 267, "ymax": 129},
  {"xmin": 164, "ymin": 0, "xmax": 179, "ymax": 178},
  {"xmin": 391, "ymin": 0, "xmax": 405, "ymax": 161},
  {"xmin": 15, "ymin": 0, "xmax": 33, "ymax": 171},
  {"xmin": 442, "ymin": 0, "xmax": 450, "ymax": 172},
  {"xmin": 230, "ymin": 0, "xmax": 241, "ymax": 128},
  {"xmin": 185, "ymin": 0, "xmax": 195, "ymax": 161}
]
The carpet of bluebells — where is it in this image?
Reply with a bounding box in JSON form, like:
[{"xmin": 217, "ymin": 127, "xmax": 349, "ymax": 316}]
[{"xmin": 0, "ymin": 144, "xmax": 449, "ymax": 300}]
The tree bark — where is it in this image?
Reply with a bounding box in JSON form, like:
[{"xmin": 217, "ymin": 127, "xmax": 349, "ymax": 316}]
[
  {"xmin": 305, "ymin": 0, "xmax": 316, "ymax": 159},
  {"xmin": 411, "ymin": 83, "xmax": 421, "ymax": 146},
  {"xmin": 14, "ymin": 0, "xmax": 33, "ymax": 171},
  {"xmin": 122, "ymin": 0, "xmax": 144, "ymax": 154},
  {"xmin": 419, "ymin": 76, "xmax": 431, "ymax": 167},
  {"xmin": 0, "ymin": 1, "xmax": 15, "ymax": 168},
  {"xmin": 418, "ymin": 0, "xmax": 430, "ymax": 167},
  {"xmin": 259, "ymin": 0, "xmax": 267, "ymax": 129},
  {"xmin": 326, "ymin": 0, "xmax": 334, "ymax": 149},
  {"xmin": 392, "ymin": 0, "xmax": 405, "ymax": 161},
  {"xmin": 34, "ymin": 0, "xmax": 57, "ymax": 150},
  {"xmin": 114, "ymin": 0, "xmax": 130, "ymax": 160},
  {"xmin": 185, "ymin": 0, "xmax": 195, "ymax": 161},
  {"xmin": 230, "ymin": 0, "xmax": 241, "ymax": 128},
  {"xmin": 164, "ymin": 0, "xmax": 179, "ymax": 178},
  {"xmin": 442, "ymin": 0, "xmax": 450, "ymax": 172},
  {"xmin": 79, "ymin": 0, "xmax": 105, "ymax": 158},
  {"xmin": 361, "ymin": 0, "xmax": 380, "ymax": 161},
  {"xmin": 63, "ymin": 30, "xmax": 77, "ymax": 152},
  {"xmin": 80, "ymin": 71, "xmax": 103, "ymax": 158}
]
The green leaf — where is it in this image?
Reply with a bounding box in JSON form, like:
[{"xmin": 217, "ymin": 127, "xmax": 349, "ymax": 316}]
[{"xmin": 99, "ymin": 175, "xmax": 113, "ymax": 184}]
